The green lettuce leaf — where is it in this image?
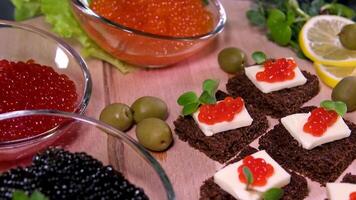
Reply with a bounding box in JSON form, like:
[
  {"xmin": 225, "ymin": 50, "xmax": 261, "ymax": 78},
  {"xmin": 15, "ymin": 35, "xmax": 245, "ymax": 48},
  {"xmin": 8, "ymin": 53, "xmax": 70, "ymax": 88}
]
[
  {"xmin": 12, "ymin": 0, "xmax": 41, "ymax": 21},
  {"xmin": 11, "ymin": 0, "xmax": 133, "ymax": 74}
]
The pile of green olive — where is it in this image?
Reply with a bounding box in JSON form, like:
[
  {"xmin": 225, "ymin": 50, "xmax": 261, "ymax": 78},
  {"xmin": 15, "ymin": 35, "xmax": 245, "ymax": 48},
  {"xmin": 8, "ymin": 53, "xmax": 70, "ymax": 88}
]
[{"xmin": 99, "ymin": 96, "xmax": 173, "ymax": 152}]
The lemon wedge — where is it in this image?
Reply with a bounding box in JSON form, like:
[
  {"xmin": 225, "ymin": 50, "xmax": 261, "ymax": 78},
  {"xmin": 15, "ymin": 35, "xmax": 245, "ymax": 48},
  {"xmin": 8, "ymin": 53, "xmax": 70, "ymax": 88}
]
[
  {"xmin": 314, "ymin": 62, "xmax": 356, "ymax": 88},
  {"xmin": 300, "ymin": 15, "xmax": 356, "ymax": 67}
]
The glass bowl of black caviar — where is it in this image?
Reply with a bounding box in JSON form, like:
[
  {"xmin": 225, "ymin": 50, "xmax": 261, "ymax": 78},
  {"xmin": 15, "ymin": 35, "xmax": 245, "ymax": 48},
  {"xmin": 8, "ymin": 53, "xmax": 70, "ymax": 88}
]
[{"xmin": 0, "ymin": 110, "xmax": 175, "ymax": 200}]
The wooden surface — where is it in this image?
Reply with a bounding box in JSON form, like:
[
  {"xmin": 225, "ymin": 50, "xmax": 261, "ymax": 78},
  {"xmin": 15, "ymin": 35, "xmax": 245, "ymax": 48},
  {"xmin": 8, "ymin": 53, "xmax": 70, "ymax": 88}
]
[{"xmin": 24, "ymin": 0, "xmax": 356, "ymax": 199}]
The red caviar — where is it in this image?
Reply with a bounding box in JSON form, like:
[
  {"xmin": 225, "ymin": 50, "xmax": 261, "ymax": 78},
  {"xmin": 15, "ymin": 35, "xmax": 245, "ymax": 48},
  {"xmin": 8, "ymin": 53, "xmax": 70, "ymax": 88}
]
[
  {"xmin": 0, "ymin": 59, "xmax": 78, "ymax": 142},
  {"xmin": 198, "ymin": 97, "xmax": 244, "ymax": 125},
  {"xmin": 238, "ymin": 155, "xmax": 274, "ymax": 187},
  {"xmin": 256, "ymin": 58, "xmax": 297, "ymax": 83},
  {"xmin": 303, "ymin": 107, "xmax": 338, "ymax": 137},
  {"xmin": 350, "ymin": 192, "xmax": 356, "ymax": 200},
  {"xmin": 90, "ymin": 0, "xmax": 214, "ymax": 37}
]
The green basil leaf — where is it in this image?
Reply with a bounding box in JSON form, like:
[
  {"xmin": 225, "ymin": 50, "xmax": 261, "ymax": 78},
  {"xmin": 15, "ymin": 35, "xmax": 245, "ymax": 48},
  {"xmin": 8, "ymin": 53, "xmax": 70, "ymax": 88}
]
[
  {"xmin": 242, "ymin": 166, "xmax": 254, "ymax": 187},
  {"xmin": 30, "ymin": 191, "xmax": 49, "ymax": 200},
  {"xmin": 320, "ymin": 100, "xmax": 347, "ymax": 117},
  {"xmin": 320, "ymin": 100, "xmax": 335, "ymax": 110},
  {"xmin": 202, "ymin": 79, "xmax": 219, "ymax": 96},
  {"xmin": 202, "ymin": 0, "xmax": 209, "ymax": 6},
  {"xmin": 12, "ymin": 190, "xmax": 29, "ymax": 200},
  {"xmin": 177, "ymin": 91, "xmax": 199, "ymax": 106},
  {"xmin": 252, "ymin": 51, "xmax": 267, "ymax": 64},
  {"xmin": 269, "ymin": 23, "xmax": 292, "ymax": 46},
  {"xmin": 12, "ymin": 190, "xmax": 49, "ymax": 200},
  {"xmin": 334, "ymin": 101, "xmax": 348, "ymax": 117},
  {"xmin": 182, "ymin": 102, "xmax": 200, "ymax": 116},
  {"xmin": 263, "ymin": 188, "xmax": 284, "ymax": 200},
  {"xmin": 199, "ymin": 91, "xmax": 216, "ymax": 105},
  {"xmin": 267, "ymin": 9, "xmax": 286, "ymax": 28},
  {"xmin": 246, "ymin": 10, "xmax": 266, "ymax": 26}
]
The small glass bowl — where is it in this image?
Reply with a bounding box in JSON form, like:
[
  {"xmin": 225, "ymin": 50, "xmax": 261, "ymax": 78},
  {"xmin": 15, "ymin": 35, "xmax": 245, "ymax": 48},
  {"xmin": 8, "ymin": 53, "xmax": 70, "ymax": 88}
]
[
  {"xmin": 0, "ymin": 20, "xmax": 92, "ymax": 160},
  {"xmin": 0, "ymin": 110, "xmax": 175, "ymax": 200},
  {"xmin": 71, "ymin": 0, "xmax": 226, "ymax": 67}
]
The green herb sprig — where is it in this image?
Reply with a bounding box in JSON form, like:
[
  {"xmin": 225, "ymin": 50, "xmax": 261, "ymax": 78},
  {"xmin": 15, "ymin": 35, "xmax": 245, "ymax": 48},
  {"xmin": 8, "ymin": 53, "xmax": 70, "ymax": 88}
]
[
  {"xmin": 263, "ymin": 188, "xmax": 284, "ymax": 200},
  {"xmin": 252, "ymin": 51, "xmax": 267, "ymax": 64},
  {"xmin": 267, "ymin": 8, "xmax": 295, "ymax": 46},
  {"xmin": 320, "ymin": 100, "xmax": 347, "ymax": 116},
  {"xmin": 321, "ymin": 3, "xmax": 356, "ymax": 19},
  {"xmin": 177, "ymin": 79, "xmax": 219, "ymax": 116},
  {"xmin": 242, "ymin": 166, "xmax": 284, "ymax": 200},
  {"xmin": 246, "ymin": 0, "xmax": 356, "ymax": 59},
  {"xmin": 12, "ymin": 190, "xmax": 49, "ymax": 200},
  {"xmin": 242, "ymin": 166, "xmax": 254, "ymax": 190}
]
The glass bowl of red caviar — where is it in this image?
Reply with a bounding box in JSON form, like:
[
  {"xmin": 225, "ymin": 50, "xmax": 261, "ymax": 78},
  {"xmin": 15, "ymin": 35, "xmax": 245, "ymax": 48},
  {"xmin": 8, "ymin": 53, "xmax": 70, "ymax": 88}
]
[
  {"xmin": 0, "ymin": 20, "xmax": 92, "ymax": 161},
  {"xmin": 0, "ymin": 110, "xmax": 175, "ymax": 199},
  {"xmin": 71, "ymin": 0, "xmax": 226, "ymax": 67}
]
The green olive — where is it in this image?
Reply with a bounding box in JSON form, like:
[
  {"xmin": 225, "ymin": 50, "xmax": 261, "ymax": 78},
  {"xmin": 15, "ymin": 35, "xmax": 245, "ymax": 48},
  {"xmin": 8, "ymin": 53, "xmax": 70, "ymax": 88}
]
[
  {"xmin": 131, "ymin": 96, "xmax": 168, "ymax": 123},
  {"xmin": 136, "ymin": 118, "xmax": 173, "ymax": 151},
  {"xmin": 218, "ymin": 47, "xmax": 246, "ymax": 74},
  {"xmin": 99, "ymin": 103, "xmax": 134, "ymax": 131},
  {"xmin": 339, "ymin": 24, "xmax": 356, "ymax": 50},
  {"xmin": 332, "ymin": 76, "xmax": 356, "ymax": 112}
]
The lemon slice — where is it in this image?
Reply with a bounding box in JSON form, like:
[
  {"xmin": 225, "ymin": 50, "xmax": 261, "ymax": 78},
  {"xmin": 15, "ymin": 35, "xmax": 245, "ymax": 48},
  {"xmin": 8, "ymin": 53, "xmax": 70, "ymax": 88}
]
[
  {"xmin": 300, "ymin": 15, "xmax": 356, "ymax": 67},
  {"xmin": 314, "ymin": 62, "xmax": 356, "ymax": 88}
]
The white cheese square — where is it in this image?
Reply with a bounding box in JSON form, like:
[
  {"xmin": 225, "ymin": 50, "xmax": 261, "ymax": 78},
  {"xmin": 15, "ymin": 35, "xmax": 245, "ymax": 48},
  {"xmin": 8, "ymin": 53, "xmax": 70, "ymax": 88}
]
[
  {"xmin": 192, "ymin": 104, "xmax": 253, "ymax": 136},
  {"xmin": 327, "ymin": 183, "xmax": 356, "ymax": 200},
  {"xmin": 281, "ymin": 113, "xmax": 351, "ymax": 150},
  {"xmin": 213, "ymin": 150, "xmax": 291, "ymax": 200},
  {"xmin": 245, "ymin": 59, "xmax": 307, "ymax": 93}
]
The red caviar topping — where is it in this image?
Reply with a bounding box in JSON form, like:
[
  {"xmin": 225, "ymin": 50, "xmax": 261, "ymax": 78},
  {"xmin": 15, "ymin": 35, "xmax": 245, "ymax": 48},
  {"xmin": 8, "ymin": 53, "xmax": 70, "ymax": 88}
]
[
  {"xmin": 350, "ymin": 192, "xmax": 356, "ymax": 200},
  {"xmin": 256, "ymin": 58, "xmax": 297, "ymax": 83},
  {"xmin": 198, "ymin": 97, "xmax": 244, "ymax": 125},
  {"xmin": 0, "ymin": 59, "xmax": 78, "ymax": 142},
  {"xmin": 90, "ymin": 0, "xmax": 214, "ymax": 37},
  {"xmin": 303, "ymin": 107, "xmax": 338, "ymax": 137},
  {"xmin": 238, "ymin": 156, "xmax": 274, "ymax": 187}
]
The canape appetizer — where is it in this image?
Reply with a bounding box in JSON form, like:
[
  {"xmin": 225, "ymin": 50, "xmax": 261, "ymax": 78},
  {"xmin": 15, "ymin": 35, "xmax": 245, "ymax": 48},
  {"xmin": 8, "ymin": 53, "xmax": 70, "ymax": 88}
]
[
  {"xmin": 174, "ymin": 79, "xmax": 268, "ymax": 163},
  {"xmin": 259, "ymin": 101, "xmax": 356, "ymax": 184},
  {"xmin": 200, "ymin": 147, "xmax": 309, "ymax": 200},
  {"xmin": 227, "ymin": 57, "xmax": 319, "ymax": 118}
]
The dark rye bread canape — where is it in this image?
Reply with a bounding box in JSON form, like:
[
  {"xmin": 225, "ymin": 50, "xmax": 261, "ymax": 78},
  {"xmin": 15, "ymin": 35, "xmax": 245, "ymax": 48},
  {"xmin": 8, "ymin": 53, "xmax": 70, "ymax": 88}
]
[
  {"xmin": 200, "ymin": 146, "xmax": 309, "ymax": 200},
  {"xmin": 259, "ymin": 107, "xmax": 356, "ymax": 184},
  {"xmin": 174, "ymin": 91, "xmax": 268, "ymax": 163},
  {"xmin": 226, "ymin": 71, "xmax": 319, "ymax": 118},
  {"xmin": 342, "ymin": 173, "xmax": 356, "ymax": 184}
]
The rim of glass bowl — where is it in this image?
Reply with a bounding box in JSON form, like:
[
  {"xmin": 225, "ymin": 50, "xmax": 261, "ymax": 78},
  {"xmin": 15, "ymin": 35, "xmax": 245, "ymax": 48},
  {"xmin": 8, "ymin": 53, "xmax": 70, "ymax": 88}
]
[
  {"xmin": 0, "ymin": 110, "xmax": 176, "ymax": 200},
  {"xmin": 71, "ymin": 0, "xmax": 226, "ymax": 41},
  {"xmin": 0, "ymin": 20, "xmax": 92, "ymax": 147}
]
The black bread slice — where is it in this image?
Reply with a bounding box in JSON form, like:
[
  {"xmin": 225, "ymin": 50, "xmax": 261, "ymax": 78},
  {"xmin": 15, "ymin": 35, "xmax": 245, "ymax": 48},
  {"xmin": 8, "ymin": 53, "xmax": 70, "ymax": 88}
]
[
  {"xmin": 226, "ymin": 71, "xmax": 319, "ymax": 118},
  {"xmin": 259, "ymin": 107, "xmax": 356, "ymax": 184},
  {"xmin": 342, "ymin": 173, "xmax": 356, "ymax": 184},
  {"xmin": 200, "ymin": 146, "xmax": 309, "ymax": 200},
  {"xmin": 174, "ymin": 91, "xmax": 268, "ymax": 163}
]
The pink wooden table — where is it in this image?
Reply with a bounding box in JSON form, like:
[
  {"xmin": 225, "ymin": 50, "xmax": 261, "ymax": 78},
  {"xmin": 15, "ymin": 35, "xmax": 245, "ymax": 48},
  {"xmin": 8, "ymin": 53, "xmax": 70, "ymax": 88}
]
[{"xmin": 23, "ymin": 0, "xmax": 356, "ymax": 199}]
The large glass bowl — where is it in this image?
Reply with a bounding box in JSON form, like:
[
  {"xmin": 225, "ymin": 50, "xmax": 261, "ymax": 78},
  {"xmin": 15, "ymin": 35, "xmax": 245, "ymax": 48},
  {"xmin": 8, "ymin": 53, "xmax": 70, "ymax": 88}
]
[
  {"xmin": 0, "ymin": 20, "xmax": 92, "ymax": 161},
  {"xmin": 71, "ymin": 0, "xmax": 226, "ymax": 67},
  {"xmin": 0, "ymin": 110, "xmax": 175, "ymax": 199}
]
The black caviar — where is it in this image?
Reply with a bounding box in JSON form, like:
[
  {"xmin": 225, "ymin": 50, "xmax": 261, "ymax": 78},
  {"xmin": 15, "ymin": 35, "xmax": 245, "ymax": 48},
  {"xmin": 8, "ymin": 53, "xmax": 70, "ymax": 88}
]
[{"xmin": 0, "ymin": 148, "xmax": 148, "ymax": 200}]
